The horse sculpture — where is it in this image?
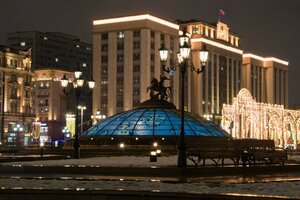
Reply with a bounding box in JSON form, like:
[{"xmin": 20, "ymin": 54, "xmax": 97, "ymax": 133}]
[{"xmin": 146, "ymin": 76, "xmax": 172, "ymax": 100}]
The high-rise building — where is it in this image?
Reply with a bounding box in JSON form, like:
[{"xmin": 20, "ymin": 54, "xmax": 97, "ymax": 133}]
[
  {"xmin": 92, "ymin": 14, "xmax": 180, "ymax": 116},
  {"xmin": 242, "ymin": 53, "xmax": 288, "ymax": 107},
  {"xmin": 0, "ymin": 45, "xmax": 35, "ymax": 145},
  {"xmin": 5, "ymin": 31, "xmax": 93, "ymax": 127},
  {"xmin": 92, "ymin": 14, "xmax": 288, "ymax": 124},
  {"xmin": 6, "ymin": 31, "xmax": 92, "ymax": 71}
]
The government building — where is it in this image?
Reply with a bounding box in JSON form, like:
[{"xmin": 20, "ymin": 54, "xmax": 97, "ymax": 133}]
[{"xmin": 92, "ymin": 14, "xmax": 289, "ymax": 126}]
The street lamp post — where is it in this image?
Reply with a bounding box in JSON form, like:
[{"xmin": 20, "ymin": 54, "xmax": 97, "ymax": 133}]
[
  {"xmin": 62, "ymin": 126, "xmax": 71, "ymax": 140},
  {"xmin": 77, "ymin": 105, "xmax": 86, "ymax": 135},
  {"xmin": 61, "ymin": 68, "xmax": 95, "ymax": 159},
  {"xmin": 13, "ymin": 124, "xmax": 23, "ymax": 152},
  {"xmin": 159, "ymin": 30, "xmax": 208, "ymax": 168},
  {"xmin": 91, "ymin": 109, "xmax": 106, "ymax": 125}
]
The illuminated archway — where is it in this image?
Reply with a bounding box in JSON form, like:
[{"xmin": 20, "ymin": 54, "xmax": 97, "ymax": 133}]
[{"xmin": 222, "ymin": 88, "xmax": 300, "ymax": 149}]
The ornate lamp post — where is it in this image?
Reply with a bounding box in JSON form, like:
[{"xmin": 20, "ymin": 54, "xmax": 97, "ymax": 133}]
[
  {"xmin": 77, "ymin": 105, "xmax": 86, "ymax": 135},
  {"xmin": 159, "ymin": 30, "xmax": 209, "ymax": 167},
  {"xmin": 62, "ymin": 126, "xmax": 71, "ymax": 140},
  {"xmin": 13, "ymin": 124, "xmax": 23, "ymax": 151},
  {"xmin": 61, "ymin": 68, "xmax": 95, "ymax": 159},
  {"xmin": 91, "ymin": 109, "xmax": 106, "ymax": 125}
]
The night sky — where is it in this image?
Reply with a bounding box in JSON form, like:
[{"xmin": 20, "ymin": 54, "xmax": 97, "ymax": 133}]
[{"xmin": 1, "ymin": 0, "xmax": 299, "ymax": 106}]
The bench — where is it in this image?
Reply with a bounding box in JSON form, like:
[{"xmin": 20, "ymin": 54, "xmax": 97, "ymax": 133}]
[
  {"xmin": 186, "ymin": 137, "xmax": 239, "ymax": 167},
  {"xmin": 235, "ymin": 139, "xmax": 288, "ymax": 166}
]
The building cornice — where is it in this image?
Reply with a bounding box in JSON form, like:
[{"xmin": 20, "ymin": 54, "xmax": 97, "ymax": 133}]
[{"xmin": 93, "ymin": 14, "xmax": 179, "ymax": 30}]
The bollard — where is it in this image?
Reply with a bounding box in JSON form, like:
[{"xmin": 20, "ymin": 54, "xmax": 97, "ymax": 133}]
[
  {"xmin": 150, "ymin": 151, "xmax": 157, "ymax": 162},
  {"xmin": 40, "ymin": 142, "xmax": 44, "ymax": 157}
]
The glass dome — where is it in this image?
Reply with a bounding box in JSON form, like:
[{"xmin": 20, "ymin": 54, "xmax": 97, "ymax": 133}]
[{"xmin": 82, "ymin": 106, "xmax": 230, "ymax": 137}]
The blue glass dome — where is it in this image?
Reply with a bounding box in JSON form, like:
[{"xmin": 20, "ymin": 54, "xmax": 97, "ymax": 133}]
[{"xmin": 82, "ymin": 101, "xmax": 230, "ymax": 137}]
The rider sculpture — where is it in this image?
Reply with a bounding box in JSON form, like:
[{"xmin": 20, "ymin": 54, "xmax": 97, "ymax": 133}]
[{"xmin": 146, "ymin": 76, "xmax": 172, "ymax": 100}]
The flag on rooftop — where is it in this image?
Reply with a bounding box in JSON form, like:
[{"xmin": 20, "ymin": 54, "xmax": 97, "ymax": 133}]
[{"xmin": 219, "ymin": 9, "xmax": 225, "ymax": 16}]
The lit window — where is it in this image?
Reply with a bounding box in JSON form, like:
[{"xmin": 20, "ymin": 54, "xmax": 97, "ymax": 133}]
[
  {"xmin": 76, "ymin": 44, "xmax": 80, "ymax": 48},
  {"xmin": 43, "ymin": 37, "xmax": 48, "ymax": 40},
  {"xmin": 46, "ymin": 82, "xmax": 50, "ymax": 87},
  {"xmin": 40, "ymin": 82, "xmax": 44, "ymax": 87},
  {"xmin": 192, "ymin": 26, "xmax": 199, "ymax": 34},
  {"xmin": 20, "ymin": 42, "xmax": 26, "ymax": 47},
  {"xmin": 117, "ymin": 31, "xmax": 124, "ymax": 39},
  {"xmin": 82, "ymin": 63, "xmax": 87, "ymax": 67},
  {"xmin": 55, "ymin": 58, "xmax": 59, "ymax": 62}
]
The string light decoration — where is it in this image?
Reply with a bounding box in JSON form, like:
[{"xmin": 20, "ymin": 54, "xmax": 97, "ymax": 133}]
[{"xmin": 222, "ymin": 88, "xmax": 300, "ymax": 149}]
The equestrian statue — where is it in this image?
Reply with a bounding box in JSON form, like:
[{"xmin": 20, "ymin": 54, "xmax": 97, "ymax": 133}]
[{"xmin": 146, "ymin": 75, "xmax": 172, "ymax": 100}]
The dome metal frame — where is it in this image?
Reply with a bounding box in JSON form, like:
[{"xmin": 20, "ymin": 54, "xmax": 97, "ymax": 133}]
[{"xmin": 83, "ymin": 100, "xmax": 230, "ymax": 138}]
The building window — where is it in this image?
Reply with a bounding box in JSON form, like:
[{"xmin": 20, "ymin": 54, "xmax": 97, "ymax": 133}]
[
  {"xmin": 102, "ymin": 32, "xmax": 108, "ymax": 40},
  {"xmin": 117, "ymin": 42, "xmax": 124, "ymax": 50},
  {"xmin": 161, "ymin": 34, "xmax": 164, "ymax": 42},
  {"xmin": 133, "ymin": 76, "xmax": 140, "ymax": 84},
  {"xmin": 133, "ymin": 41, "xmax": 140, "ymax": 49},
  {"xmin": 133, "ymin": 53, "xmax": 140, "ymax": 60},
  {"xmin": 117, "ymin": 65, "xmax": 124, "ymax": 73},
  {"xmin": 133, "ymin": 65, "xmax": 140, "ymax": 72},
  {"xmin": 55, "ymin": 57, "xmax": 59, "ymax": 62},
  {"xmin": 117, "ymin": 101, "xmax": 123, "ymax": 108},
  {"xmin": 117, "ymin": 55, "xmax": 124, "ymax": 62},
  {"xmin": 133, "ymin": 88, "xmax": 140, "ymax": 95},
  {"xmin": 151, "ymin": 31, "xmax": 155, "ymax": 38},
  {"xmin": 117, "ymin": 77, "xmax": 123, "ymax": 85},
  {"xmin": 117, "ymin": 31, "xmax": 124, "ymax": 39},
  {"xmin": 133, "ymin": 100, "xmax": 140, "ymax": 107},
  {"xmin": 151, "ymin": 54, "xmax": 155, "ymax": 61},
  {"xmin": 10, "ymin": 102, "xmax": 18, "ymax": 113},
  {"xmin": 20, "ymin": 42, "xmax": 26, "ymax": 47},
  {"xmin": 133, "ymin": 30, "xmax": 140, "ymax": 37},
  {"xmin": 192, "ymin": 26, "xmax": 199, "ymax": 34},
  {"xmin": 101, "ymin": 66, "xmax": 107, "ymax": 74},
  {"xmin": 82, "ymin": 63, "xmax": 87, "ymax": 67},
  {"xmin": 101, "ymin": 44, "xmax": 108, "ymax": 51},
  {"xmin": 151, "ymin": 42, "xmax": 155, "ymax": 50},
  {"xmin": 101, "ymin": 56, "xmax": 108, "ymax": 63}
]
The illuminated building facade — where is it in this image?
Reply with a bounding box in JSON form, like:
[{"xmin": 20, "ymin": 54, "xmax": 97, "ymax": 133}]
[
  {"xmin": 183, "ymin": 20, "xmax": 243, "ymax": 123},
  {"xmin": 92, "ymin": 14, "xmax": 288, "ymax": 126},
  {"xmin": 93, "ymin": 14, "xmax": 180, "ymax": 116},
  {"xmin": 242, "ymin": 54, "xmax": 288, "ymax": 107},
  {"xmin": 32, "ymin": 69, "xmax": 74, "ymax": 141},
  {"xmin": 222, "ymin": 89, "xmax": 300, "ymax": 149},
  {"xmin": 0, "ymin": 45, "xmax": 35, "ymax": 145},
  {"xmin": 5, "ymin": 31, "xmax": 93, "ymax": 123}
]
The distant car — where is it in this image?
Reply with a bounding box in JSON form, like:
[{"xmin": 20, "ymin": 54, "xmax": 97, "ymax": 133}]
[{"xmin": 285, "ymin": 144, "xmax": 294, "ymax": 150}]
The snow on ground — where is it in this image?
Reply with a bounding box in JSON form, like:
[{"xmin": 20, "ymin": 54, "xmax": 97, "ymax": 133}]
[
  {"xmin": 0, "ymin": 155, "xmax": 300, "ymax": 198},
  {"xmin": 0, "ymin": 175, "xmax": 299, "ymax": 198},
  {"xmin": 1, "ymin": 154, "xmax": 300, "ymax": 167}
]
